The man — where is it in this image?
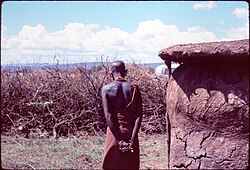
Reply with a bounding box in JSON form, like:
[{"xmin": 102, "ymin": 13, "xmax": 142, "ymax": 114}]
[{"xmin": 102, "ymin": 60, "xmax": 143, "ymax": 170}]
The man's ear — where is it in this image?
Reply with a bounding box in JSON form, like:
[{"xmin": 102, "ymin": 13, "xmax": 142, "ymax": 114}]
[{"xmin": 110, "ymin": 73, "xmax": 114, "ymax": 80}]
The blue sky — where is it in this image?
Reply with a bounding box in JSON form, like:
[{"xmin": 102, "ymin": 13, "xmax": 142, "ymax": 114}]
[{"xmin": 1, "ymin": 1, "xmax": 249, "ymax": 64}]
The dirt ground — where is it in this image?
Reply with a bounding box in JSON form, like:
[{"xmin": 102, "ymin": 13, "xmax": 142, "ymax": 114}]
[{"xmin": 1, "ymin": 133, "xmax": 167, "ymax": 169}]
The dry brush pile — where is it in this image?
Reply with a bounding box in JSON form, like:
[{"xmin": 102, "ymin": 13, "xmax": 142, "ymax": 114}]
[{"xmin": 1, "ymin": 63, "xmax": 167, "ymax": 138}]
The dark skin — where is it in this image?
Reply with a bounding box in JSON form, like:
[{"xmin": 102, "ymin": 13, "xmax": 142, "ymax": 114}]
[{"xmin": 102, "ymin": 60, "xmax": 143, "ymax": 148}]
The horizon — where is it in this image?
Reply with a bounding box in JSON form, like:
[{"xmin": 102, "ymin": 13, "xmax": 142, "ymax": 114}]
[
  {"xmin": 1, "ymin": 60, "xmax": 165, "ymax": 66},
  {"xmin": 1, "ymin": 59, "xmax": 166, "ymax": 72},
  {"xmin": 1, "ymin": 1, "xmax": 249, "ymax": 65}
]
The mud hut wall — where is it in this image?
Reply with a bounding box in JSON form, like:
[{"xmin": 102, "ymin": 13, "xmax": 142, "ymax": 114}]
[{"xmin": 165, "ymin": 57, "xmax": 249, "ymax": 169}]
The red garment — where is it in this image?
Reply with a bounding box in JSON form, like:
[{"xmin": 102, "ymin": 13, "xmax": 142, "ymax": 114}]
[{"xmin": 102, "ymin": 85, "xmax": 140, "ymax": 170}]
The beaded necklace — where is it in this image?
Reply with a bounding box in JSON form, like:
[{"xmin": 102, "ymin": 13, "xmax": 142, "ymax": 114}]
[{"xmin": 115, "ymin": 77, "xmax": 126, "ymax": 81}]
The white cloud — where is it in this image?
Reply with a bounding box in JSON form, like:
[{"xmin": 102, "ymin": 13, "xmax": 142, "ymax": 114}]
[
  {"xmin": 193, "ymin": 1, "xmax": 216, "ymax": 10},
  {"xmin": 187, "ymin": 26, "xmax": 206, "ymax": 33},
  {"xmin": 2, "ymin": 19, "xmax": 246, "ymax": 65},
  {"xmin": 232, "ymin": 8, "xmax": 248, "ymax": 19},
  {"xmin": 86, "ymin": 23, "xmax": 99, "ymax": 30},
  {"xmin": 1, "ymin": 25, "xmax": 7, "ymax": 44},
  {"xmin": 227, "ymin": 23, "xmax": 249, "ymax": 39}
]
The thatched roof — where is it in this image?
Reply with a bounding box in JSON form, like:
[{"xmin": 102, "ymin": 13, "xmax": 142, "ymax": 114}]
[{"xmin": 158, "ymin": 39, "xmax": 249, "ymax": 62}]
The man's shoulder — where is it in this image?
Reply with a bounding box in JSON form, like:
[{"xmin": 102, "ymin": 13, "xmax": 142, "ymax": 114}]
[
  {"xmin": 102, "ymin": 81, "xmax": 133, "ymax": 92},
  {"xmin": 102, "ymin": 84, "xmax": 111, "ymax": 91},
  {"xmin": 102, "ymin": 82, "xmax": 116, "ymax": 92}
]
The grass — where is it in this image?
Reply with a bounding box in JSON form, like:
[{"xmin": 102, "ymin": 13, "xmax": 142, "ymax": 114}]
[{"xmin": 1, "ymin": 133, "xmax": 167, "ymax": 169}]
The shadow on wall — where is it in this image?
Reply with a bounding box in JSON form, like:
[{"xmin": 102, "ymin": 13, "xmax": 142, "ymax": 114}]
[{"xmin": 170, "ymin": 58, "xmax": 249, "ymax": 135}]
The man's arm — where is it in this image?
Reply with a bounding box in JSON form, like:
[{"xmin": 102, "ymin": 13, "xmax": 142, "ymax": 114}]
[
  {"xmin": 130, "ymin": 86, "xmax": 143, "ymax": 145},
  {"xmin": 102, "ymin": 86, "xmax": 123, "ymax": 142}
]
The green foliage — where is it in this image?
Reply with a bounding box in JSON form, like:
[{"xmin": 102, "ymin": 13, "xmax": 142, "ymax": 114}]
[
  {"xmin": 1, "ymin": 134, "xmax": 167, "ymax": 169},
  {"xmin": 1, "ymin": 135, "xmax": 104, "ymax": 169}
]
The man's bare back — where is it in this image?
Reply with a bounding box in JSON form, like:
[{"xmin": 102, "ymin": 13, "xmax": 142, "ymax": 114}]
[{"xmin": 102, "ymin": 80, "xmax": 134, "ymax": 111}]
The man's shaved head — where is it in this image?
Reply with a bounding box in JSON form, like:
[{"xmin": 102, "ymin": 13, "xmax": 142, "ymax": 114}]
[
  {"xmin": 110, "ymin": 60, "xmax": 126, "ymax": 73},
  {"xmin": 110, "ymin": 60, "xmax": 127, "ymax": 79}
]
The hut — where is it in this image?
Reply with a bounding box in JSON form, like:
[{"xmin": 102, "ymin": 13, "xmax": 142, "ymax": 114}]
[{"xmin": 158, "ymin": 39, "xmax": 249, "ymax": 169}]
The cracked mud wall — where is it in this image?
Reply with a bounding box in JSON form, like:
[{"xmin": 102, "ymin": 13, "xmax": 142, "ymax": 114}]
[{"xmin": 166, "ymin": 60, "xmax": 249, "ymax": 169}]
